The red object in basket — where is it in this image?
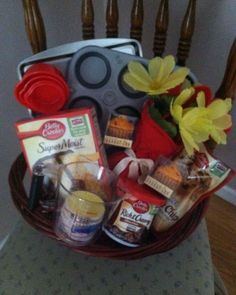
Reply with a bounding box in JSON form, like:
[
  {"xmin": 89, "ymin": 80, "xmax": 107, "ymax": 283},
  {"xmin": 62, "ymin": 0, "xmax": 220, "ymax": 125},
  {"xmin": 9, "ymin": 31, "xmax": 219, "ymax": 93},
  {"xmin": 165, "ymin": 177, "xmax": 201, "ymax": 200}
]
[
  {"xmin": 14, "ymin": 63, "xmax": 69, "ymax": 115},
  {"xmin": 117, "ymin": 176, "xmax": 166, "ymax": 206},
  {"xmin": 108, "ymin": 100, "xmax": 182, "ymax": 179},
  {"xmin": 132, "ymin": 100, "xmax": 182, "ymax": 160},
  {"xmin": 184, "ymin": 85, "xmax": 213, "ymax": 108},
  {"xmin": 131, "ymin": 86, "xmax": 214, "ymax": 160}
]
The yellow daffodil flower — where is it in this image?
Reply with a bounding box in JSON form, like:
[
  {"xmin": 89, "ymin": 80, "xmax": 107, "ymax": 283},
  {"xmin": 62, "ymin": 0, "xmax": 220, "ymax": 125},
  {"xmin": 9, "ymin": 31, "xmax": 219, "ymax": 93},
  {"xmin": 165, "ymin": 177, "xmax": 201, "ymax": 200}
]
[
  {"xmin": 170, "ymin": 89, "xmax": 232, "ymax": 155},
  {"xmin": 123, "ymin": 55, "xmax": 189, "ymax": 95},
  {"xmin": 197, "ymin": 95, "xmax": 232, "ymax": 145}
]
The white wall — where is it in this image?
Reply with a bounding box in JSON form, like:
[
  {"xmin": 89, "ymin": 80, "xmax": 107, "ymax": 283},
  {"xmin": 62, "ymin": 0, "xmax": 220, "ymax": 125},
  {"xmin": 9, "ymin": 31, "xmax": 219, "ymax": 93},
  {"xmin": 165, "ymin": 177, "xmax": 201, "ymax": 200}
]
[{"xmin": 0, "ymin": 0, "xmax": 235, "ymax": 240}]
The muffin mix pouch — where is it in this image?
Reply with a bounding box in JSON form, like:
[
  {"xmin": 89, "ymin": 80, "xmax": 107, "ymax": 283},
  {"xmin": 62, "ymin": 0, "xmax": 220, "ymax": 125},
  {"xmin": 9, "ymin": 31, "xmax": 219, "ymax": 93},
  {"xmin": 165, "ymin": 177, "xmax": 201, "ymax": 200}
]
[
  {"xmin": 151, "ymin": 145, "xmax": 235, "ymax": 232},
  {"xmin": 104, "ymin": 113, "xmax": 138, "ymax": 148}
]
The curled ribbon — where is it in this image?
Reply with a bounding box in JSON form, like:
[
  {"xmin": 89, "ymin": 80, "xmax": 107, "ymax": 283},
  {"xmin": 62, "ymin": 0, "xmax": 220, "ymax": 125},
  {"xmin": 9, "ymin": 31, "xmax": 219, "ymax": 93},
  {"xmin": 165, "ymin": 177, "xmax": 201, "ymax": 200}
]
[{"xmin": 113, "ymin": 149, "xmax": 154, "ymax": 182}]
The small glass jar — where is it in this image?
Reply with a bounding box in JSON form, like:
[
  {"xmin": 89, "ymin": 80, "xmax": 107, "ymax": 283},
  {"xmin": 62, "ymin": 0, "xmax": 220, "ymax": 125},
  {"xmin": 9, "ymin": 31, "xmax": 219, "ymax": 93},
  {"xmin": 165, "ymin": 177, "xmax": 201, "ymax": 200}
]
[
  {"xmin": 56, "ymin": 190, "xmax": 106, "ymax": 244},
  {"xmin": 53, "ymin": 161, "xmax": 117, "ymax": 246}
]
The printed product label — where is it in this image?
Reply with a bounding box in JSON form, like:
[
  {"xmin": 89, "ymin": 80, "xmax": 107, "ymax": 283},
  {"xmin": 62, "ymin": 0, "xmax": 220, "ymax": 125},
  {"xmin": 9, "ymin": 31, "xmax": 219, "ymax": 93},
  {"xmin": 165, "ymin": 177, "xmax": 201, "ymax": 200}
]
[
  {"xmin": 67, "ymin": 115, "xmax": 89, "ymax": 137},
  {"xmin": 40, "ymin": 120, "xmax": 66, "ymax": 140},
  {"xmin": 209, "ymin": 160, "xmax": 228, "ymax": 178},
  {"xmin": 153, "ymin": 146, "xmax": 232, "ymax": 232},
  {"xmin": 104, "ymin": 114, "xmax": 137, "ymax": 148},
  {"xmin": 144, "ymin": 175, "xmax": 173, "ymax": 198},
  {"xmin": 114, "ymin": 199, "xmax": 157, "ymax": 234},
  {"xmin": 59, "ymin": 202, "xmax": 103, "ymax": 242},
  {"xmin": 16, "ymin": 109, "xmax": 107, "ymax": 172},
  {"xmin": 104, "ymin": 135, "xmax": 132, "ymax": 148},
  {"xmin": 105, "ymin": 198, "xmax": 158, "ymax": 246}
]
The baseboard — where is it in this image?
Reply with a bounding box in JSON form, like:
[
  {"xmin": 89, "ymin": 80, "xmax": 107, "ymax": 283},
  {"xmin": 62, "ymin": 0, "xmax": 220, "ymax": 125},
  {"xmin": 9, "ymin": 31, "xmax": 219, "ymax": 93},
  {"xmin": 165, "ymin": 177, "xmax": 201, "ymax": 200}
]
[{"xmin": 216, "ymin": 185, "xmax": 236, "ymax": 206}]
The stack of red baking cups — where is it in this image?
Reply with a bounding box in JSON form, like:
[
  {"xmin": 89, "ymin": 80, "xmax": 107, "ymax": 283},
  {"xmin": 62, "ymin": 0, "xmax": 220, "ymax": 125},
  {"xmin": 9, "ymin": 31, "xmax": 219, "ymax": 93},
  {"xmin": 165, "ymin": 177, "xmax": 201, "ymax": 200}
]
[{"xmin": 14, "ymin": 63, "xmax": 69, "ymax": 115}]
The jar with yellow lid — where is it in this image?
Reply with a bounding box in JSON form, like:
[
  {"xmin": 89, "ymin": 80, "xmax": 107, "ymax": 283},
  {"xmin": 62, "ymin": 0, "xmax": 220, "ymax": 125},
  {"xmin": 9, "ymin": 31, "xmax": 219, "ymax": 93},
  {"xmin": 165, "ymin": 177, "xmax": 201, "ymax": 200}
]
[{"xmin": 55, "ymin": 190, "xmax": 106, "ymax": 245}]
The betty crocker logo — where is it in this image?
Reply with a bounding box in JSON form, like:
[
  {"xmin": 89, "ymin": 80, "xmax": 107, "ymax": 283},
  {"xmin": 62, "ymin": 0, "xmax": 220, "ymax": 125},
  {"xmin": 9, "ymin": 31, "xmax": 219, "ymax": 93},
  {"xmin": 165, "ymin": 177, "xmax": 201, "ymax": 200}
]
[
  {"xmin": 132, "ymin": 200, "xmax": 149, "ymax": 214},
  {"xmin": 41, "ymin": 120, "xmax": 66, "ymax": 140}
]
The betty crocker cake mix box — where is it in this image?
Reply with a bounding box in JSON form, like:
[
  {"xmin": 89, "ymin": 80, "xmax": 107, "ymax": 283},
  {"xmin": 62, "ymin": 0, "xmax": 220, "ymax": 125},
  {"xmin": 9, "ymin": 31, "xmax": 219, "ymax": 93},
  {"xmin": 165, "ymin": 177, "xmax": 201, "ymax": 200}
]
[{"xmin": 15, "ymin": 108, "xmax": 108, "ymax": 172}]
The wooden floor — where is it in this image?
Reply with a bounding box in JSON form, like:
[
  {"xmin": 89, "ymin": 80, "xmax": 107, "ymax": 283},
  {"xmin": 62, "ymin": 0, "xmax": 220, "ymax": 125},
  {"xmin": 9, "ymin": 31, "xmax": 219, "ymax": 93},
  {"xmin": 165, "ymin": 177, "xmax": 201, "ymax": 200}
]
[{"xmin": 206, "ymin": 195, "xmax": 236, "ymax": 295}]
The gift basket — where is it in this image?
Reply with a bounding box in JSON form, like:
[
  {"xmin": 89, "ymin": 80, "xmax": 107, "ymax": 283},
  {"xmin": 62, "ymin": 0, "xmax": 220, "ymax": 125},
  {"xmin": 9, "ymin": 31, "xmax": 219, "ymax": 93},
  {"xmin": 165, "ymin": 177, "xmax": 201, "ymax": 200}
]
[{"xmin": 9, "ymin": 40, "xmax": 235, "ymax": 259}]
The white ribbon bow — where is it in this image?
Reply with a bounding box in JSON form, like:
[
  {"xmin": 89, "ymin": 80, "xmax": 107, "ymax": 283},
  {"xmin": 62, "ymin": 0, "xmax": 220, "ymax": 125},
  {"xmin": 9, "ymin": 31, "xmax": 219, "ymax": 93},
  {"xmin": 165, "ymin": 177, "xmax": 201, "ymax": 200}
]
[{"xmin": 113, "ymin": 149, "xmax": 154, "ymax": 182}]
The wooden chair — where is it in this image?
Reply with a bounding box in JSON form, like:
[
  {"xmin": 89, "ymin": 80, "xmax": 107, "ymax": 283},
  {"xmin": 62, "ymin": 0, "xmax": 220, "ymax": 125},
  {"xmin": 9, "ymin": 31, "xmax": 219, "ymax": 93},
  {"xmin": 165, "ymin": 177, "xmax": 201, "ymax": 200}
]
[
  {"xmin": 22, "ymin": 0, "xmax": 235, "ymax": 99},
  {"xmin": 9, "ymin": 0, "xmax": 235, "ymax": 259}
]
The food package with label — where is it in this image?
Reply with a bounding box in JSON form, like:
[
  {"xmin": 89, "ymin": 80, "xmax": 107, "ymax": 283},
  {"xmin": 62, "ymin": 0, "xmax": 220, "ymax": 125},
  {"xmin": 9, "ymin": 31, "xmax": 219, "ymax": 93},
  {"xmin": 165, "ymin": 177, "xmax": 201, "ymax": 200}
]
[
  {"xmin": 15, "ymin": 107, "xmax": 108, "ymax": 172},
  {"xmin": 150, "ymin": 145, "xmax": 235, "ymax": 232},
  {"xmin": 55, "ymin": 190, "xmax": 106, "ymax": 246},
  {"xmin": 103, "ymin": 176, "xmax": 166, "ymax": 247},
  {"xmin": 104, "ymin": 114, "xmax": 138, "ymax": 148}
]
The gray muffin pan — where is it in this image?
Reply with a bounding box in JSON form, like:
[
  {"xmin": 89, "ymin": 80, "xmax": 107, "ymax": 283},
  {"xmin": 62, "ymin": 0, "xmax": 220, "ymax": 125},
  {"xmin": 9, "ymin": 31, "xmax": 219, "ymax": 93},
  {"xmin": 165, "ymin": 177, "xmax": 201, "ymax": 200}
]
[
  {"xmin": 17, "ymin": 38, "xmax": 143, "ymax": 79},
  {"xmin": 66, "ymin": 46, "xmax": 149, "ymax": 133}
]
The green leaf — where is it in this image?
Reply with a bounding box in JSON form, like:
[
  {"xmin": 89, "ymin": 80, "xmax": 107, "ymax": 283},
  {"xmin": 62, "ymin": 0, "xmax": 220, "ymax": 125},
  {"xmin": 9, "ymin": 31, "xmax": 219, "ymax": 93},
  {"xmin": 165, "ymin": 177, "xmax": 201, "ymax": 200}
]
[
  {"xmin": 154, "ymin": 95, "xmax": 175, "ymax": 115},
  {"xmin": 149, "ymin": 106, "xmax": 177, "ymax": 138}
]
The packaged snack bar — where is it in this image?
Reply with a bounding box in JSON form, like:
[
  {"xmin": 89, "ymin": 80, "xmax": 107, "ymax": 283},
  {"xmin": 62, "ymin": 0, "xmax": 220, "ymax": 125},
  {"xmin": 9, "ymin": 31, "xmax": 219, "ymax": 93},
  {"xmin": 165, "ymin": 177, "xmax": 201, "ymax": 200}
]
[
  {"xmin": 152, "ymin": 145, "xmax": 235, "ymax": 232},
  {"xmin": 144, "ymin": 157, "xmax": 185, "ymax": 199},
  {"xmin": 15, "ymin": 107, "xmax": 108, "ymax": 172},
  {"xmin": 104, "ymin": 114, "xmax": 138, "ymax": 148}
]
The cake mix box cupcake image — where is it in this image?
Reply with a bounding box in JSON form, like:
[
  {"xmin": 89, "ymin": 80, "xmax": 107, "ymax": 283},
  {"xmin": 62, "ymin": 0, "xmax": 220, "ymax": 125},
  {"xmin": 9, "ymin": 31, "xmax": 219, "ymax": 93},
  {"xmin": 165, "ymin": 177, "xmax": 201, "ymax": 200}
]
[{"xmin": 104, "ymin": 114, "xmax": 138, "ymax": 148}]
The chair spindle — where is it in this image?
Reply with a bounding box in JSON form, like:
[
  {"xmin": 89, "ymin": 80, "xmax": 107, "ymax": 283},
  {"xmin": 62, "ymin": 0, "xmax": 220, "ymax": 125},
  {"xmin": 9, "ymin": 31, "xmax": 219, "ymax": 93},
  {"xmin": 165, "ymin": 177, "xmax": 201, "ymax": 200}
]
[
  {"xmin": 130, "ymin": 0, "xmax": 144, "ymax": 42},
  {"xmin": 177, "ymin": 0, "xmax": 197, "ymax": 66},
  {"xmin": 81, "ymin": 0, "xmax": 94, "ymax": 40},
  {"xmin": 215, "ymin": 39, "xmax": 236, "ymax": 100},
  {"xmin": 22, "ymin": 0, "xmax": 46, "ymax": 54},
  {"xmin": 153, "ymin": 0, "xmax": 169, "ymax": 57},
  {"xmin": 106, "ymin": 0, "xmax": 119, "ymax": 38}
]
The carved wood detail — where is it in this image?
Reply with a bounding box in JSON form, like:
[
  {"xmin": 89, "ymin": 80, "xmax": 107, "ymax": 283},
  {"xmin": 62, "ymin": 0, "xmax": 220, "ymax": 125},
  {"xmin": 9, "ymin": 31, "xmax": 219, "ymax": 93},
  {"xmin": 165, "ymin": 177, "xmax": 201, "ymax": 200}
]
[
  {"xmin": 22, "ymin": 0, "xmax": 46, "ymax": 54},
  {"xmin": 81, "ymin": 0, "xmax": 94, "ymax": 40},
  {"xmin": 106, "ymin": 0, "xmax": 119, "ymax": 37},
  {"xmin": 215, "ymin": 39, "xmax": 236, "ymax": 100},
  {"xmin": 130, "ymin": 0, "xmax": 144, "ymax": 42},
  {"xmin": 153, "ymin": 0, "xmax": 169, "ymax": 57},
  {"xmin": 177, "ymin": 0, "xmax": 196, "ymax": 66}
]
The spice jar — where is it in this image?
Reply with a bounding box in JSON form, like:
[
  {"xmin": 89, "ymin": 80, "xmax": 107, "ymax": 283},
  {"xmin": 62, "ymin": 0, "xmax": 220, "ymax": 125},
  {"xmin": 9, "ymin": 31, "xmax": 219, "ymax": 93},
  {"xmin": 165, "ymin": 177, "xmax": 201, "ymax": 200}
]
[{"xmin": 103, "ymin": 177, "xmax": 166, "ymax": 247}]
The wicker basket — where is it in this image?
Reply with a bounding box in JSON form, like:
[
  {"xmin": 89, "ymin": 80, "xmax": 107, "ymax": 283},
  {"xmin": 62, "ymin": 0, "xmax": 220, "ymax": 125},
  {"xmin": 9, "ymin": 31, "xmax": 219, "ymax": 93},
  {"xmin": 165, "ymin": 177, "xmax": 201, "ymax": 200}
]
[{"xmin": 8, "ymin": 153, "xmax": 210, "ymax": 260}]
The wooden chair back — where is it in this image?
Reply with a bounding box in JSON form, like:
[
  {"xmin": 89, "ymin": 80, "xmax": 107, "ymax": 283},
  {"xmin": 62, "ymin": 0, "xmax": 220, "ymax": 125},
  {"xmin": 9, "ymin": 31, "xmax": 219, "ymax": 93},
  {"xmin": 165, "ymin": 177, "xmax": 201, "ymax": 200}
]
[{"xmin": 21, "ymin": 0, "xmax": 235, "ymax": 99}]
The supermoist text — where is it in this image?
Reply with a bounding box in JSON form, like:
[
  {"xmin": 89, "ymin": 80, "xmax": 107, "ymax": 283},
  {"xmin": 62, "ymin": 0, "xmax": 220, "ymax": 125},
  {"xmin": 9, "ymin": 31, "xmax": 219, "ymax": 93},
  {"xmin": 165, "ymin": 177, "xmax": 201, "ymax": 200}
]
[{"xmin": 37, "ymin": 138, "xmax": 85, "ymax": 154}]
